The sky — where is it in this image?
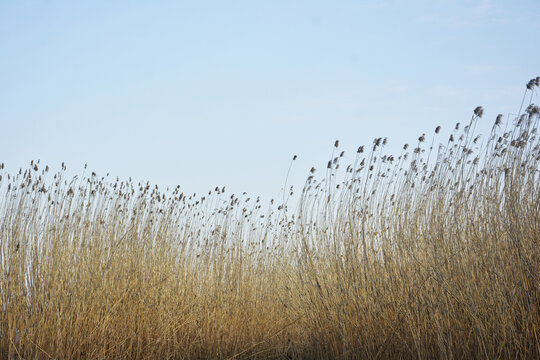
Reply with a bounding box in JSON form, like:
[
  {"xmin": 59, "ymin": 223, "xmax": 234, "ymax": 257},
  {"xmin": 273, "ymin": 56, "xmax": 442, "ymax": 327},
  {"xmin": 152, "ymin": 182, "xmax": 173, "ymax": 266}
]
[{"xmin": 1, "ymin": 0, "xmax": 539, "ymax": 203}]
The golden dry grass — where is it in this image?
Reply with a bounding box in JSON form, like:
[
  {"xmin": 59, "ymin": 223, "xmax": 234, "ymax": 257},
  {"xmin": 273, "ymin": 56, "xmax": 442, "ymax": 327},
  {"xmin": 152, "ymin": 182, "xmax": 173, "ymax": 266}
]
[{"xmin": 1, "ymin": 80, "xmax": 539, "ymax": 359}]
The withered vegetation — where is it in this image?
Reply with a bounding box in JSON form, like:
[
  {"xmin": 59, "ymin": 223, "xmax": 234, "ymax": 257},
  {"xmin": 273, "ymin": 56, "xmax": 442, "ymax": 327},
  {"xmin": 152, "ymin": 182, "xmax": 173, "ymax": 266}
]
[{"xmin": 1, "ymin": 79, "xmax": 539, "ymax": 359}]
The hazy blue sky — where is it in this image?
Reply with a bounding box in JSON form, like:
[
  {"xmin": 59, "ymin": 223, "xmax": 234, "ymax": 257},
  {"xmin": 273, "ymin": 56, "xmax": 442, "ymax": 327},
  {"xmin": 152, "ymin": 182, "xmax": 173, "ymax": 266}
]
[{"xmin": 1, "ymin": 0, "xmax": 539, "ymax": 201}]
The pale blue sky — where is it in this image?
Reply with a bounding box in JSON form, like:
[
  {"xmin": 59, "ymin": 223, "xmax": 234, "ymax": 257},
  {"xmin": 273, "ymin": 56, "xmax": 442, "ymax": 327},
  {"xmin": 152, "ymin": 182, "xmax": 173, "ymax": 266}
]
[{"xmin": 1, "ymin": 0, "xmax": 539, "ymax": 201}]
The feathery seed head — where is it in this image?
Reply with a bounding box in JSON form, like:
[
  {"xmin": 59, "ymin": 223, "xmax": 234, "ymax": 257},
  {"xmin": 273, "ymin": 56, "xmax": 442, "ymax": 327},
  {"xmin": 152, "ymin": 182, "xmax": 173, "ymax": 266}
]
[
  {"xmin": 474, "ymin": 106, "xmax": 484, "ymax": 117},
  {"xmin": 495, "ymin": 114, "xmax": 503, "ymax": 126},
  {"xmin": 526, "ymin": 104, "xmax": 539, "ymax": 115}
]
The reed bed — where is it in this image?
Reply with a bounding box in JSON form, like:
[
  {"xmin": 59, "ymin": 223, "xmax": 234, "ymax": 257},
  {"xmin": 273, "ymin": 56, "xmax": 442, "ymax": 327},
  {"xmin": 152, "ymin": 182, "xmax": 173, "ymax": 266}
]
[{"xmin": 1, "ymin": 79, "xmax": 539, "ymax": 359}]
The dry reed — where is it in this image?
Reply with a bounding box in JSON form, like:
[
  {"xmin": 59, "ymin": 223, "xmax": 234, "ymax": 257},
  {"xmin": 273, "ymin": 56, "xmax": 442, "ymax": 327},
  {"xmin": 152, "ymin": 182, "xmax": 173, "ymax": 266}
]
[{"xmin": 0, "ymin": 80, "xmax": 539, "ymax": 359}]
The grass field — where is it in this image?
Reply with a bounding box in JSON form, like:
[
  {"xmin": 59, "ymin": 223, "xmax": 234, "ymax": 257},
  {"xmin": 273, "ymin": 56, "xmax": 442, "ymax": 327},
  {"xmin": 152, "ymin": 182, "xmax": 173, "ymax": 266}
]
[{"xmin": 1, "ymin": 79, "xmax": 539, "ymax": 359}]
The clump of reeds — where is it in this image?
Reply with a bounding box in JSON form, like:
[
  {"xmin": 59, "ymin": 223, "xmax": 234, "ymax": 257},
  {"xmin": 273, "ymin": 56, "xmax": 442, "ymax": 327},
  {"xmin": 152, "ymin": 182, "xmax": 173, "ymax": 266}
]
[{"xmin": 0, "ymin": 78, "xmax": 539, "ymax": 359}]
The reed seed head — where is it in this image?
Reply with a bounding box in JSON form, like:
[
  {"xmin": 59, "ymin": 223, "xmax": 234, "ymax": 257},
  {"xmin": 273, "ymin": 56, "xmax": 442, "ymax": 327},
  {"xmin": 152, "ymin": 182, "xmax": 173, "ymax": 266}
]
[
  {"xmin": 495, "ymin": 114, "xmax": 503, "ymax": 126},
  {"xmin": 474, "ymin": 106, "xmax": 484, "ymax": 117}
]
